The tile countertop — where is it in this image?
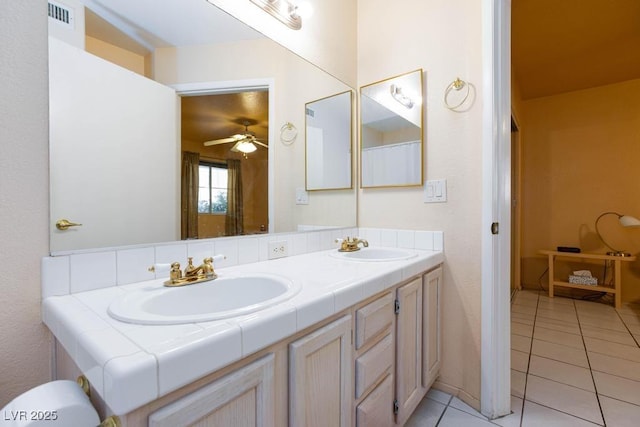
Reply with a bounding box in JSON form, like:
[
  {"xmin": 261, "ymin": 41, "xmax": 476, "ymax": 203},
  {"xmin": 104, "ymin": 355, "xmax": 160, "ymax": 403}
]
[{"xmin": 42, "ymin": 247, "xmax": 444, "ymax": 415}]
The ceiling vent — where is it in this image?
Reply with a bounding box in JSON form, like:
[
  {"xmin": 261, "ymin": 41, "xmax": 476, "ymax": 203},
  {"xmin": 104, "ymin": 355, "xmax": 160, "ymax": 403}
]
[{"xmin": 48, "ymin": 1, "xmax": 74, "ymax": 29}]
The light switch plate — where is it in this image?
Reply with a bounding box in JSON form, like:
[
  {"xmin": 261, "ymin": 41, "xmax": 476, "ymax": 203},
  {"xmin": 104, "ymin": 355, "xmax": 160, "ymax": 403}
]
[
  {"xmin": 296, "ymin": 188, "xmax": 309, "ymax": 205},
  {"xmin": 424, "ymin": 179, "xmax": 447, "ymax": 203}
]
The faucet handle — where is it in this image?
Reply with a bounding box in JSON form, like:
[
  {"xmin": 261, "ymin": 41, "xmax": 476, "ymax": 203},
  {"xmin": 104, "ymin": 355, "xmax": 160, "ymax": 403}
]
[{"xmin": 148, "ymin": 263, "xmax": 172, "ymax": 274}]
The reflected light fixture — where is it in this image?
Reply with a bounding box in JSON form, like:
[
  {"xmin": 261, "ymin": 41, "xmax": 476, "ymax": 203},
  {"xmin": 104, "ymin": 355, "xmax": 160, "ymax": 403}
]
[
  {"xmin": 236, "ymin": 141, "xmax": 257, "ymax": 154},
  {"xmin": 595, "ymin": 211, "xmax": 640, "ymax": 257},
  {"xmin": 390, "ymin": 84, "xmax": 414, "ymax": 109},
  {"xmin": 250, "ymin": 0, "xmax": 302, "ymax": 30}
]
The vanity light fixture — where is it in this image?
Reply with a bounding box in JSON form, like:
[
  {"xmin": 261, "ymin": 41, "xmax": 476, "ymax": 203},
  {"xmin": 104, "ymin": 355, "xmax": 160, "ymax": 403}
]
[
  {"xmin": 250, "ymin": 0, "xmax": 302, "ymax": 30},
  {"xmin": 390, "ymin": 84, "xmax": 414, "ymax": 109},
  {"xmin": 595, "ymin": 211, "xmax": 640, "ymax": 257}
]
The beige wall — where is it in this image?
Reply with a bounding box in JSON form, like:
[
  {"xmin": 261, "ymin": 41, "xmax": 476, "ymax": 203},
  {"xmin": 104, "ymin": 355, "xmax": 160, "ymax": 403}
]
[
  {"xmin": 85, "ymin": 35, "xmax": 149, "ymax": 77},
  {"xmin": 358, "ymin": 0, "xmax": 484, "ymax": 406},
  {"xmin": 520, "ymin": 79, "xmax": 640, "ymax": 303},
  {"xmin": 0, "ymin": 0, "xmax": 52, "ymax": 406}
]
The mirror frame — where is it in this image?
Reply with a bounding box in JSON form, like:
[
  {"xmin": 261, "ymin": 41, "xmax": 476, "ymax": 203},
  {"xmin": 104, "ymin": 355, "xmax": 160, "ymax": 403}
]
[
  {"xmin": 359, "ymin": 69, "xmax": 424, "ymax": 189},
  {"xmin": 304, "ymin": 90, "xmax": 354, "ymax": 191}
]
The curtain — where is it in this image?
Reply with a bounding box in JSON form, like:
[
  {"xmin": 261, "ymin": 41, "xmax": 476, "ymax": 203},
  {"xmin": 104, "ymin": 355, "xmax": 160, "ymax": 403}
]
[
  {"xmin": 181, "ymin": 151, "xmax": 200, "ymax": 239},
  {"xmin": 225, "ymin": 158, "xmax": 244, "ymax": 236}
]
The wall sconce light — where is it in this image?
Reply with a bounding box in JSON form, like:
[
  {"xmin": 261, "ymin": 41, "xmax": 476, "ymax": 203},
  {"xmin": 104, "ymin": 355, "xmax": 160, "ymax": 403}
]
[
  {"xmin": 390, "ymin": 84, "xmax": 414, "ymax": 109},
  {"xmin": 595, "ymin": 211, "xmax": 640, "ymax": 257},
  {"xmin": 250, "ymin": 0, "xmax": 302, "ymax": 30}
]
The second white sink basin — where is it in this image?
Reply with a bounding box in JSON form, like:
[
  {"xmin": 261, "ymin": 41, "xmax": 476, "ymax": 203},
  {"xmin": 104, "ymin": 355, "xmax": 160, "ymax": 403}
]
[
  {"xmin": 108, "ymin": 273, "xmax": 300, "ymax": 325},
  {"xmin": 330, "ymin": 247, "xmax": 417, "ymax": 262}
]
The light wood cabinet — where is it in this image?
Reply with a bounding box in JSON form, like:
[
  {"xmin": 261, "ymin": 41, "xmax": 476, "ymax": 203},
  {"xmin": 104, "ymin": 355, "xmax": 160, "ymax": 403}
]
[
  {"xmin": 395, "ymin": 277, "xmax": 424, "ymax": 426},
  {"xmin": 289, "ymin": 315, "xmax": 352, "ymax": 427},
  {"xmin": 356, "ymin": 374, "xmax": 394, "ymax": 427},
  {"xmin": 148, "ymin": 354, "xmax": 275, "ymax": 427},
  {"xmin": 423, "ymin": 266, "xmax": 442, "ymax": 388}
]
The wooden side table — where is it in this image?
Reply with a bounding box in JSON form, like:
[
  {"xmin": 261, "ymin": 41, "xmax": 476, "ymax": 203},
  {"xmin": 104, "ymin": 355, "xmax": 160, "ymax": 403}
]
[{"xmin": 538, "ymin": 250, "xmax": 636, "ymax": 309}]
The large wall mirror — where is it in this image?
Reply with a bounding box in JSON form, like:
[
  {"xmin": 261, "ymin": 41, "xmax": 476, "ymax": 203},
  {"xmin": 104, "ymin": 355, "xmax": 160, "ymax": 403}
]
[
  {"xmin": 49, "ymin": 0, "xmax": 357, "ymax": 253},
  {"xmin": 360, "ymin": 69, "xmax": 424, "ymax": 188},
  {"xmin": 305, "ymin": 91, "xmax": 353, "ymax": 191}
]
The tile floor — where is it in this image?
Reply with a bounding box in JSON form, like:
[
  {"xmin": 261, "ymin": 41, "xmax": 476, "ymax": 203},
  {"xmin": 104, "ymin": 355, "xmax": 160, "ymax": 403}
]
[{"xmin": 405, "ymin": 289, "xmax": 640, "ymax": 426}]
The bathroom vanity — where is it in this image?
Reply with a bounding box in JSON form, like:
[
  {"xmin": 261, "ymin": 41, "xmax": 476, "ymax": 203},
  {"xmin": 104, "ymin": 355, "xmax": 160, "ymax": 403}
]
[{"xmin": 42, "ymin": 238, "xmax": 443, "ymax": 426}]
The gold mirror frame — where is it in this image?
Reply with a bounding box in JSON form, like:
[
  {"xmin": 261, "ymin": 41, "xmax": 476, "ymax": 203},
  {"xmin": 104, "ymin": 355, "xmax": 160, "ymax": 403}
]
[
  {"xmin": 359, "ymin": 69, "xmax": 424, "ymax": 188},
  {"xmin": 305, "ymin": 90, "xmax": 353, "ymax": 191}
]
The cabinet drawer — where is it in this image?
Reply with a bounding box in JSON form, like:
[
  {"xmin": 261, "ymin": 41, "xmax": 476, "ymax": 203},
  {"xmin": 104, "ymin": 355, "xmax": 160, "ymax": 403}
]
[
  {"xmin": 355, "ymin": 292, "xmax": 394, "ymax": 349},
  {"xmin": 356, "ymin": 373, "xmax": 394, "ymax": 427},
  {"xmin": 355, "ymin": 333, "xmax": 393, "ymax": 398}
]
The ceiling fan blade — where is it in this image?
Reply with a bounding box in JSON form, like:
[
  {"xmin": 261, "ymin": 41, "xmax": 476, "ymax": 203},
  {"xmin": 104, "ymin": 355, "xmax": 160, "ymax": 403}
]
[
  {"xmin": 203, "ymin": 137, "xmax": 237, "ymax": 146},
  {"xmin": 254, "ymin": 141, "xmax": 268, "ymax": 149}
]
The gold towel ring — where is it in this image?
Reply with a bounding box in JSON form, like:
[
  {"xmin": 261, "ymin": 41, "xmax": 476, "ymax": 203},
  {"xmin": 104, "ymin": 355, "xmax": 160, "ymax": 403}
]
[
  {"xmin": 280, "ymin": 122, "xmax": 297, "ymax": 145},
  {"xmin": 444, "ymin": 78, "xmax": 471, "ymax": 111}
]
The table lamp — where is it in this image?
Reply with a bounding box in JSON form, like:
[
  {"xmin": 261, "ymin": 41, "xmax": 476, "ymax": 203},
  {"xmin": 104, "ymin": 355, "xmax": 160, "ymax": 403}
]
[{"xmin": 595, "ymin": 211, "xmax": 640, "ymax": 257}]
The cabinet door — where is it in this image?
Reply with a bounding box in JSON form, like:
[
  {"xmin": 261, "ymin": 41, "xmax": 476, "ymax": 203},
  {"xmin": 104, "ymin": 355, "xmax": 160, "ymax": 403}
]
[
  {"xmin": 395, "ymin": 278, "xmax": 424, "ymax": 425},
  {"xmin": 423, "ymin": 267, "xmax": 442, "ymax": 388},
  {"xmin": 289, "ymin": 315, "xmax": 352, "ymax": 427},
  {"xmin": 356, "ymin": 374, "xmax": 394, "ymax": 427},
  {"xmin": 148, "ymin": 354, "xmax": 275, "ymax": 427}
]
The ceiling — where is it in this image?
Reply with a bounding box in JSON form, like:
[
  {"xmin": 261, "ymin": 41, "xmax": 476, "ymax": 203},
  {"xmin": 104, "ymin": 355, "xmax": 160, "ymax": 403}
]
[
  {"xmin": 512, "ymin": 0, "xmax": 640, "ymax": 100},
  {"xmin": 82, "ymin": 0, "xmax": 269, "ymax": 148},
  {"xmin": 181, "ymin": 92, "xmax": 269, "ymax": 144}
]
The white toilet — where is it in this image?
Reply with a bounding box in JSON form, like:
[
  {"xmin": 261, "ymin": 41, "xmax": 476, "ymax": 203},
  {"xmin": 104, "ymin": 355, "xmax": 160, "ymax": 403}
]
[{"xmin": 1, "ymin": 380, "xmax": 100, "ymax": 427}]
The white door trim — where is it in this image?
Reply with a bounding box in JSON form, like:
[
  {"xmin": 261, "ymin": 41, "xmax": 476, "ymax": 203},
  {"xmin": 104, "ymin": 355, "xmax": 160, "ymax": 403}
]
[
  {"xmin": 172, "ymin": 78, "xmax": 276, "ymax": 234},
  {"xmin": 481, "ymin": 0, "xmax": 511, "ymax": 418}
]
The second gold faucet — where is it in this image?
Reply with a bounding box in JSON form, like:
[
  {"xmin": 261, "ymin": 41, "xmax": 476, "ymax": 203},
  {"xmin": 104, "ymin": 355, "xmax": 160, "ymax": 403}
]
[{"xmin": 336, "ymin": 237, "xmax": 369, "ymax": 252}]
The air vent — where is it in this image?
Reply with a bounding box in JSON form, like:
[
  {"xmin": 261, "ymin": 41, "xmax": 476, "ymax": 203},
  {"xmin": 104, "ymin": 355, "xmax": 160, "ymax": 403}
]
[{"xmin": 48, "ymin": 1, "xmax": 74, "ymax": 29}]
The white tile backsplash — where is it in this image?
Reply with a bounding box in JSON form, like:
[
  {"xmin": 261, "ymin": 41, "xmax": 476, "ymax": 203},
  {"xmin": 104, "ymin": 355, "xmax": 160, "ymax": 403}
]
[{"xmin": 42, "ymin": 228, "xmax": 443, "ymax": 297}]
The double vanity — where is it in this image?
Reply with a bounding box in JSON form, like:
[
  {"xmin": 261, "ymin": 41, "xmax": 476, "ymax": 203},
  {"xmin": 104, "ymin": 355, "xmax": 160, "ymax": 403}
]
[{"xmin": 42, "ymin": 231, "xmax": 443, "ymax": 426}]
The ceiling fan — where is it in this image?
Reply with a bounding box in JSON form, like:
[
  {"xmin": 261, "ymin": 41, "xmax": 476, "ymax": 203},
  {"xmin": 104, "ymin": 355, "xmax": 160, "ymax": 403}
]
[{"xmin": 203, "ymin": 121, "xmax": 268, "ymax": 154}]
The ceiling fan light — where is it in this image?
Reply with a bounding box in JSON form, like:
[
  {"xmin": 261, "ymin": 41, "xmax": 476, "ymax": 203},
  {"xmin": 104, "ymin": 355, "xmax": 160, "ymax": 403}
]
[{"xmin": 237, "ymin": 141, "xmax": 257, "ymax": 154}]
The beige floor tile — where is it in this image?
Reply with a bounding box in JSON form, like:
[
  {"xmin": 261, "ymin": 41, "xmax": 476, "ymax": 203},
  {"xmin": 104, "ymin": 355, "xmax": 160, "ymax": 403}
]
[
  {"xmin": 511, "ymin": 349, "xmax": 529, "ymax": 373},
  {"xmin": 512, "ymin": 321, "xmax": 534, "ymax": 338},
  {"xmin": 618, "ymin": 303, "xmax": 640, "ymax": 316},
  {"xmin": 599, "ymin": 395, "xmax": 640, "ymax": 427},
  {"xmin": 588, "ymin": 351, "xmax": 640, "ymax": 382},
  {"xmin": 580, "ymin": 324, "xmax": 637, "ymax": 346},
  {"xmin": 511, "ymin": 334, "xmax": 532, "ymax": 353},
  {"xmin": 593, "ymin": 371, "xmax": 640, "ymax": 406},
  {"xmin": 512, "ymin": 303, "xmax": 537, "ymax": 316},
  {"xmin": 492, "ymin": 397, "xmax": 523, "ymax": 427},
  {"xmin": 531, "ymin": 339, "xmax": 589, "ymax": 368},
  {"xmin": 619, "ymin": 312, "xmax": 640, "ymax": 327},
  {"xmin": 512, "ymin": 296, "xmax": 538, "ymax": 308},
  {"xmin": 626, "ymin": 323, "xmax": 640, "ymax": 335},
  {"xmin": 511, "ymin": 312, "xmax": 535, "ymax": 326},
  {"xmin": 536, "ymin": 308, "xmax": 579, "ymax": 324},
  {"xmin": 404, "ymin": 396, "xmax": 447, "ymax": 427},
  {"xmin": 438, "ymin": 407, "xmax": 495, "ymax": 427},
  {"xmin": 537, "ymin": 295, "xmax": 575, "ymax": 306},
  {"xmin": 576, "ymin": 308, "xmax": 620, "ymax": 322},
  {"xmin": 534, "ymin": 318, "xmax": 581, "ymax": 335},
  {"xmin": 578, "ymin": 314, "xmax": 627, "ymax": 332},
  {"xmin": 511, "ymin": 369, "xmax": 525, "ymax": 398},
  {"xmin": 584, "ymin": 336, "xmax": 640, "ymax": 363},
  {"xmin": 528, "ymin": 356, "xmax": 594, "ymax": 391},
  {"xmin": 534, "ymin": 326, "xmax": 585, "ymax": 350},
  {"xmin": 525, "ymin": 375, "xmax": 602, "ymax": 424},
  {"xmin": 521, "ymin": 400, "xmax": 601, "ymax": 427}
]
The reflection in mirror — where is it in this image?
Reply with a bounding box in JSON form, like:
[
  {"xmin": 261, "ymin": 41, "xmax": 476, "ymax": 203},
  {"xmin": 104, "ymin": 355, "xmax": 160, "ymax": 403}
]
[
  {"xmin": 360, "ymin": 69, "xmax": 423, "ymax": 188},
  {"xmin": 48, "ymin": 0, "xmax": 357, "ymax": 253},
  {"xmin": 305, "ymin": 91, "xmax": 353, "ymax": 191}
]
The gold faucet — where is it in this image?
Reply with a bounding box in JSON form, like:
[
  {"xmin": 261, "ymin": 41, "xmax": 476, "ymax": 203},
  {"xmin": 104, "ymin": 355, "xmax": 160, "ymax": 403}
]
[
  {"xmin": 149, "ymin": 256, "xmax": 222, "ymax": 287},
  {"xmin": 336, "ymin": 237, "xmax": 369, "ymax": 252}
]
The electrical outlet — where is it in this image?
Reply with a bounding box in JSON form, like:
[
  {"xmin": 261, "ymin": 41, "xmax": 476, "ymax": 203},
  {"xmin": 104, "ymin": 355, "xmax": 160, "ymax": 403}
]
[{"xmin": 268, "ymin": 240, "xmax": 288, "ymax": 259}]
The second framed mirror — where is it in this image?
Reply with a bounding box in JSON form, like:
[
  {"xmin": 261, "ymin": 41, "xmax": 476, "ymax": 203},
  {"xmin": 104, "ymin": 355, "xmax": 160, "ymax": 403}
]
[
  {"xmin": 360, "ymin": 69, "xmax": 423, "ymax": 188},
  {"xmin": 305, "ymin": 90, "xmax": 353, "ymax": 191}
]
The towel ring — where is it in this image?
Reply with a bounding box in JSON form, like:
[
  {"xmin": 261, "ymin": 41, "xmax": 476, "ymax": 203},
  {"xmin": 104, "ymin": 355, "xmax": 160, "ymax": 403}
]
[
  {"xmin": 444, "ymin": 78, "xmax": 471, "ymax": 111},
  {"xmin": 280, "ymin": 122, "xmax": 297, "ymax": 145}
]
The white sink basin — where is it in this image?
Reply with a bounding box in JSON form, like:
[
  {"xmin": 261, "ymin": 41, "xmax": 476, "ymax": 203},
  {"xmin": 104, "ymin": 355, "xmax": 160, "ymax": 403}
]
[
  {"xmin": 330, "ymin": 247, "xmax": 417, "ymax": 262},
  {"xmin": 108, "ymin": 273, "xmax": 301, "ymax": 325}
]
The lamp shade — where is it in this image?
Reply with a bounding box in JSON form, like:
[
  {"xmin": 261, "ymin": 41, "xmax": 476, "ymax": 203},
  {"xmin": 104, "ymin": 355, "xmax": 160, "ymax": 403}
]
[
  {"xmin": 619, "ymin": 215, "xmax": 640, "ymax": 228},
  {"xmin": 236, "ymin": 141, "xmax": 257, "ymax": 154}
]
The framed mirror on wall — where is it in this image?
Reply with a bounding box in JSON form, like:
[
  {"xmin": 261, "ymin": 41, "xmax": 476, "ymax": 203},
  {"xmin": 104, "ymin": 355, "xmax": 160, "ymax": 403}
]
[
  {"xmin": 305, "ymin": 90, "xmax": 353, "ymax": 191},
  {"xmin": 360, "ymin": 69, "xmax": 424, "ymax": 188}
]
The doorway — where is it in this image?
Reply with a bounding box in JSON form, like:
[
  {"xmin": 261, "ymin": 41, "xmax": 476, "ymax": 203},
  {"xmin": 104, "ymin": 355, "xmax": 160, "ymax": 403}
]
[{"xmin": 511, "ymin": 115, "xmax": 522, "ymax": 298}]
